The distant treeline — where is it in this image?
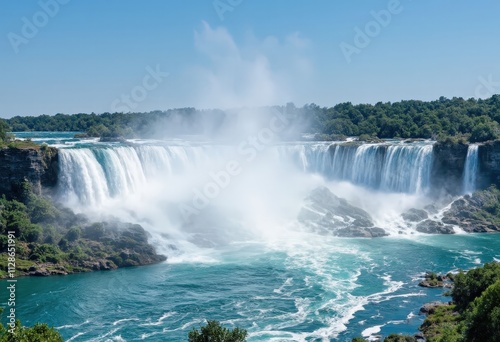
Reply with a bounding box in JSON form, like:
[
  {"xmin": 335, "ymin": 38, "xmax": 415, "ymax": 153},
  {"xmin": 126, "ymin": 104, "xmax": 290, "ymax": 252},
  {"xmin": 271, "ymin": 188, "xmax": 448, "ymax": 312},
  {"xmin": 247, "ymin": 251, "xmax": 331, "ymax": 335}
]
[{"xmin": 2, "ymin": 95, "xmax": 500, "ymax": 142}]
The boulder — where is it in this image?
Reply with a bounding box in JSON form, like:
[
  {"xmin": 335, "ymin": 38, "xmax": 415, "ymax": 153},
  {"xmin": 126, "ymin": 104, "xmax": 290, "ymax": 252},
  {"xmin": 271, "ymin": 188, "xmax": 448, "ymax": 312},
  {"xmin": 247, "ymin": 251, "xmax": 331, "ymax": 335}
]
[
  {"xmin": 402, "ymin": 208, "xmax": 428, "ymax": 222},
  {"xmin": 419, "ymin": 301, "xmax": 451, "ymax": 315},
  {"xmin": 416, "ymin": 220, "xmax": 455, "ymax": 234},
  {"xmin": 298, "ymin": 187, "xmax": 388, "ymax": 237},
  {"xmin": 441, "ymin": 190, "xmax": 500, "ymax": 233}
]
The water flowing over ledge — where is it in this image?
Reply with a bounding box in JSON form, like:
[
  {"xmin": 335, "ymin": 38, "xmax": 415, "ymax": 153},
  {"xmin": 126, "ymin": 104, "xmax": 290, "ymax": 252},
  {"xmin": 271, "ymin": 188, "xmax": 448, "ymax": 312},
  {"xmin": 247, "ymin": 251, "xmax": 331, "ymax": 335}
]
[
  {"xmin": 57, "ymin": 141, "xmax": 436, "ymax": 207},
  {"xmin": 463, "ymin": 144, "xmax": 479, "ymax": 194}
]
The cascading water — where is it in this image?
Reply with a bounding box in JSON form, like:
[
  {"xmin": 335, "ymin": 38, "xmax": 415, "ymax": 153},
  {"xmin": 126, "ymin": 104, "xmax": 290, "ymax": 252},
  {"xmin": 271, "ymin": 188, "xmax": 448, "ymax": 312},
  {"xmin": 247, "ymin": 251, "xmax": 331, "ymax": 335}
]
[
  {"xmin": 58, "ymin": 141, "xmax": 436, "ymax": 207},
  {"xmin": 58, "ymin": 145, "xmax": 213, "ymax": 206},
  {"xmin": 275, "ymin": 142, "xmax": 434, "ymax": 194},
  {"xmin": 463, "ymin": 144, "xmax": 479, "ymax": 194}
]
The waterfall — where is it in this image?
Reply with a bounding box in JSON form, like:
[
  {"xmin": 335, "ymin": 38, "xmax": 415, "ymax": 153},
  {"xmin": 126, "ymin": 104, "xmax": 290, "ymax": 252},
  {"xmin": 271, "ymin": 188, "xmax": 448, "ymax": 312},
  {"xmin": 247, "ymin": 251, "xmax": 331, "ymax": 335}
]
[
  {"xmin": 58, "ymin": 142, "xmax": 435, "ymax": 206},
  {"xmin": 58, "ymin": 145, "xmax": 210, "ymax": 206},
  {"xmin": 379, "ymin": 144, "xmax": 434, "ymax": 194},
  {"xmin": 306, "ymin": 144, "xmax": 432, "ymax": 193},
  {"xmin": 279, "ymin": 143, "xmax": 434, "ymax": 193},
  {"xmin": 463, "ymin": 144, "xmax": 479, "ymax": 194}
]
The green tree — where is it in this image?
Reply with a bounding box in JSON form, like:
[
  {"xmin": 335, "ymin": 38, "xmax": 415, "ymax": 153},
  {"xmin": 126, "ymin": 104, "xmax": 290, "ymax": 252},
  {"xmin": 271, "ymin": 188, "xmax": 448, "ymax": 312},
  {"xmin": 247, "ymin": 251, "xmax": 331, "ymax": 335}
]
[
  {"xmin": 0, "ymin": 119, "xmax": 9, "ymax": 141},
  {"xmin": 452, "ymin": 262, "xmax": 500, "ymax": 312},
  {"xmin": 470, "ymin": 123, "xmax": 498, "ymax": 142},
  {"xmin": 65, "ymin": 226, "xmax": 81, "ymax": 242},
  {"xmin": 188, "ymin": 320, "xmax": 247, "ymax": 342},
  {"xmin": 463, "ymin": 279, "xmax": 500, "ymax": 342}
]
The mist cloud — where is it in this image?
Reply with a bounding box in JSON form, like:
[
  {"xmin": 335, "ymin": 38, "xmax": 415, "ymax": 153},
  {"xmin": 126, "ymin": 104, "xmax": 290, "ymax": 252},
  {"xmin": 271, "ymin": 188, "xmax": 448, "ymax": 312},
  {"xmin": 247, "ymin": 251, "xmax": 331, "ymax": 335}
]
[{"xmin": 188, "ymin": 21, "xmax": 314, "ymax": 109}]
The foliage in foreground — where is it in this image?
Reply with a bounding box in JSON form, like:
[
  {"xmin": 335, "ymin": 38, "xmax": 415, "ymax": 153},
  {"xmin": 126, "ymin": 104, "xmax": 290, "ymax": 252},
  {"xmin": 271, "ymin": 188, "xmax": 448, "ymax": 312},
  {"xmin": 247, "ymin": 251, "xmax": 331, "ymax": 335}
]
[
  {"xmin": 423, "ymin": 262, "xmax": 500, "ymax": 342},
  {"xmin": 452, "ymin": 261, "xmax": 500, "ymax": 312},
  {"xmin": 0, "ymin": 309, "xmax": 62, "ymax": 342},
  {"xmin": 463, "ymin": 279, "xmax": 500, "ymax": 342},
  {"xmin": 188, "ymin": 320, "xmax": 247, "ymax": 342}
]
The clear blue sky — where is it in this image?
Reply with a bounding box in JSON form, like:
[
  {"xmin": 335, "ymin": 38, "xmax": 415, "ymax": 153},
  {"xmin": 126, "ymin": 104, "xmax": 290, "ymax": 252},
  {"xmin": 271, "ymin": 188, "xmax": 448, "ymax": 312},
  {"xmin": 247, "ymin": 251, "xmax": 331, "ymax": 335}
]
[{"xmin": 1, "ymin": 0, "xmax": 499, "ymax": 117}]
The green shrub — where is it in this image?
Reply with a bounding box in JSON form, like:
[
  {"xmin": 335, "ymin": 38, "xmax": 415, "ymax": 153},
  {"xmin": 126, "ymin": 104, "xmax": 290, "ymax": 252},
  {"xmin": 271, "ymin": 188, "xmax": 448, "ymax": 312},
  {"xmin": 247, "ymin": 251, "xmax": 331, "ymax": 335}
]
[
  {"xmin": 27, "ymin": 195, "xmax": 57, "ymax": 224},
  {"xmin": 383, "ymin": 334, "xmax": 416, "ymax": 342},
  {"xmin": 0, "ymin": 318, "xmax": 63, "ymax": 341},
  {"xmin": 188, "ymin": 320, "xmax": 247, "ymax": 342},
  {"xmin": 65, "ymin": 227, "xmax": 81, "ymax": 242}
]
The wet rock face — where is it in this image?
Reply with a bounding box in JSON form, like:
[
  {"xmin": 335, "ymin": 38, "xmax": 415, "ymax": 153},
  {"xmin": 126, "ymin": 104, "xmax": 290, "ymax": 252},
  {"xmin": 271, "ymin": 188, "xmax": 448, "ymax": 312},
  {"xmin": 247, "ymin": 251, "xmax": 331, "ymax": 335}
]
[
  {"xmin": 416, "ymin": 220, "xmax": 455, "ymax": 234},
  {"xmin": 401, "ymin": 208, "xmax": 428, "ymax": 222},
  {"xmin": 478, "ymin": 140, "xmax": 500, "ymax": 188},
  {"xmin": 298, "ymin": 187, "xmax": 388, "ymax": 237},
  {"xmin": 431, "ymin": 142, "xmax": 469, "ymax": 196},
  {"xmin": 0, "ymin": 146, "xmax": 58, "ymax": 198},
  {"xmin": 442, "ymin": 192, "xmax": 500, "ymax": 233},
  {"xmin": 420, "ymin": 301, "xmax": 451, "ymax": 315}
]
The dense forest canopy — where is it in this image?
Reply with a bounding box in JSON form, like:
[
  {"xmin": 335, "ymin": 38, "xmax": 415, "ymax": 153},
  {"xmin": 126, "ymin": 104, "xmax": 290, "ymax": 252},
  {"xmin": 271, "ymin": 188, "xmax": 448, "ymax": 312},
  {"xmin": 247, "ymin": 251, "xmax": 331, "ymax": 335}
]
[{"xmin": 2, "ymin": 95, "xmax": 500, "ymax": 142}]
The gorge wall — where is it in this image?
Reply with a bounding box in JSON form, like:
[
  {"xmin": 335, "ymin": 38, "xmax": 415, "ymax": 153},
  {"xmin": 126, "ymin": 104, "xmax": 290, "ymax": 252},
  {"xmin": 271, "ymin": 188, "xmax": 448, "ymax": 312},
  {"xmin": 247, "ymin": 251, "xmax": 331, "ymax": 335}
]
[
  {"xmin": 478, "ymin": 140, "xmax": 500, "ymax": 189},
  {"xmin": 0, "ymin": 146, "xmax": 58, "ymax": 199}
]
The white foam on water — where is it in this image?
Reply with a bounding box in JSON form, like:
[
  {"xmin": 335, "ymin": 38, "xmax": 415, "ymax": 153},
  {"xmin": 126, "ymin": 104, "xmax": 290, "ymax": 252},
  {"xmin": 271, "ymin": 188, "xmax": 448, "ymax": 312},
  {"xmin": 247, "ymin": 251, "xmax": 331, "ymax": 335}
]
[
  {"xmin": 112, "ymin": 318, "xmax": 139, "ymax": 326},
  {"xmin": 139, "ymin": 312, "xmax": 178, "ymax": 327},
  {"xmin": 87, "ymin": 327, "xmax": 121, "ymax": 342},
  {"xmin": 56, "ymin": 319, "xmax": 91, "ymax": 329},
  {"xmin": 362, "ymin": 324, "xmax": 385, "ymax": 339},
  {"xmin": 66, "ymin": 332, "xmax": 86, "ymax": 342}
]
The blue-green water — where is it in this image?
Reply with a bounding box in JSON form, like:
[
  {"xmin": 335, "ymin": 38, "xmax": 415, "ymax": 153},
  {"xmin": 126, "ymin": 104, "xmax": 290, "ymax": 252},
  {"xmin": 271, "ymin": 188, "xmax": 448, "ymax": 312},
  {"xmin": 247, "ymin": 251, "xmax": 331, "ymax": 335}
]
[{"xmin": 2, "ymin": 234, "xmax": 499, "ymax": 341}]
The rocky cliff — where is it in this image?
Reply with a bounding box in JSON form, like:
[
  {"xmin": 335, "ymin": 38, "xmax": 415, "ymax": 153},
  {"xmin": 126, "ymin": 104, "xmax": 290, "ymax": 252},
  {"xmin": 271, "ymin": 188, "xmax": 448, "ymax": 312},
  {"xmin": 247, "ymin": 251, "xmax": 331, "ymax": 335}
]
[
  {"xmin": 430, "ymin": 140, "xmax": 500, "ymax": 195},
  {"xmin": 0, "ymin": 146, "xmax": 58, "ymax": 198},
  {"xmin": 478, "ymin": 140, "xmax": 500, "ymax": 188},
  {"xmin": 431, "ymin": 142, "xmax": 468, "ymax": 195}
]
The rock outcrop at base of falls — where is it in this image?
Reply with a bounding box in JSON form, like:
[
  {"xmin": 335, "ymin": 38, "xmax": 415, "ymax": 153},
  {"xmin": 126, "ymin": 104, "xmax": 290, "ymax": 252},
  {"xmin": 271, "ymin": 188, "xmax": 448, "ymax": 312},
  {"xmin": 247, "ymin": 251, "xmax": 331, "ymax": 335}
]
[
  {"xmin": 442, "ymin": 189, "xmax": 500, "ymax": 233},
  {"xmin": 401, "ymin": 208, "xmax": 429, "ymax": 222},
  {"xmin": 400, "ymin": 187, "xmax": 500, "ymax": 234},
  {"xmin": 298, "ymin": 187, "xmax": 388, "ymax": 237},
  {"xmin": 415, "ymin": 220, "xmax": 455, "ymax": 234}
]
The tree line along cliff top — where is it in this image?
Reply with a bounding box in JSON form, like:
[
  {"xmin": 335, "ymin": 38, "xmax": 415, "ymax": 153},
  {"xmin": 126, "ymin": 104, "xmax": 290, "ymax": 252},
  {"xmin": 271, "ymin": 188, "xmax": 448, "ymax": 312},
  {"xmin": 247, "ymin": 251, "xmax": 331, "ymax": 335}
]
[{"xmin": 0, "ymin": 95, "xmax": 499, "ymax": 142}]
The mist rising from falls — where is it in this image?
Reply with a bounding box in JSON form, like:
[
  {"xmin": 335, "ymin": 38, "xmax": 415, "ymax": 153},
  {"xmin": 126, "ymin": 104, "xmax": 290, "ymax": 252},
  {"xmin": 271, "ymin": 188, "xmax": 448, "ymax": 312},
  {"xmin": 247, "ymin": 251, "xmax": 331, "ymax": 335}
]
[
  {"xmin": 56, "ymin": 141, "xmax": 436, "ymax": 248},
  {"xmin": 463, "ymin": 144, "xmax": 479, "ymax": 194}
]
